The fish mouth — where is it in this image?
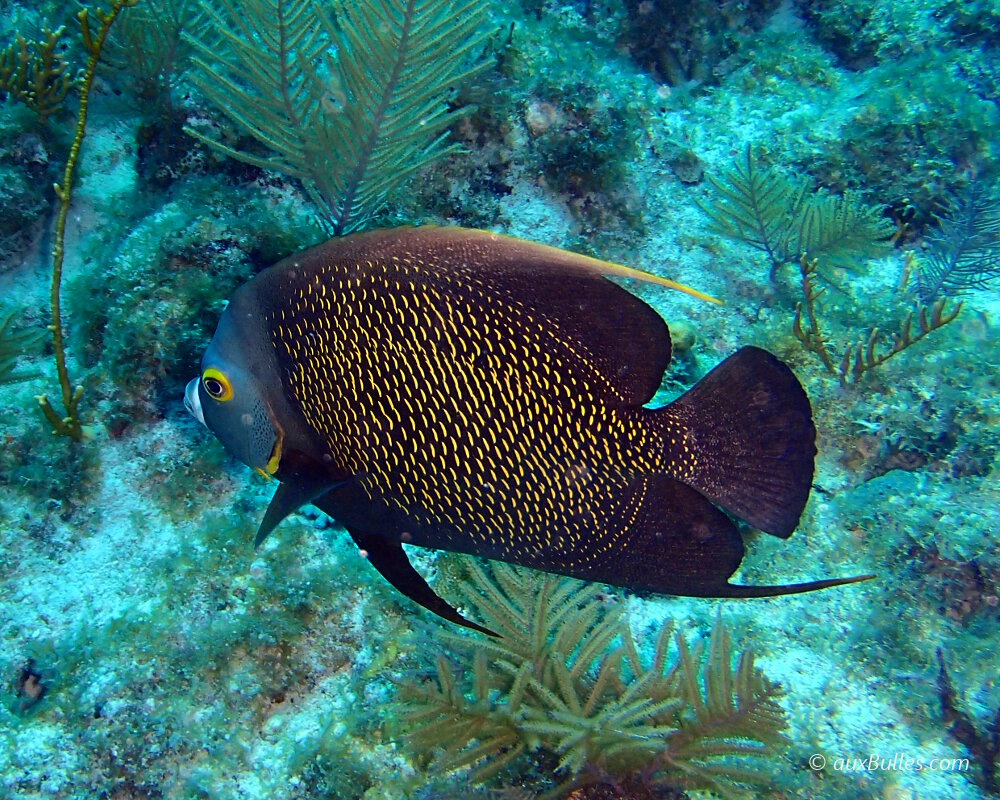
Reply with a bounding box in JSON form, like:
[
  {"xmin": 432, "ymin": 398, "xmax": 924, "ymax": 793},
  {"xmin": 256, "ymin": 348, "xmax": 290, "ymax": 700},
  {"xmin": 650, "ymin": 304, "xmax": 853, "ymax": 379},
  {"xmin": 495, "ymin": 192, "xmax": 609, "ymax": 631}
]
[{"xmin": 184, "ymin": 377, "xmax": 206, "ymax": 426}]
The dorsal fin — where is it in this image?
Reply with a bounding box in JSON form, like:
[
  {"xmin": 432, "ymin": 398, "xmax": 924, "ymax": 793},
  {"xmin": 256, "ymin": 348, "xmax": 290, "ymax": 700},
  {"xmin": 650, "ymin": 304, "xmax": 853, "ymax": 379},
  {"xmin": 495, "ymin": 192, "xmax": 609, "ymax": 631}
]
[{"xmin": 262, "ymin": 226, "xmax": 710, "ymax": 406}]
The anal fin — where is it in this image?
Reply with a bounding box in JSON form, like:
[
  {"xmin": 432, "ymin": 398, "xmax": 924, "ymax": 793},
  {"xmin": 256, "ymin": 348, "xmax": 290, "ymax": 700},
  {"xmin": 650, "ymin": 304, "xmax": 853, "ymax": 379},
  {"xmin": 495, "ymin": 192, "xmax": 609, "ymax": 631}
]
[
  {"xmin": 619, "ymin": 475, "xmax": 873, "ymax": 598},
  {"xmin": 347, "ymin": 529, "xmax": 497, "ymax": 637}
]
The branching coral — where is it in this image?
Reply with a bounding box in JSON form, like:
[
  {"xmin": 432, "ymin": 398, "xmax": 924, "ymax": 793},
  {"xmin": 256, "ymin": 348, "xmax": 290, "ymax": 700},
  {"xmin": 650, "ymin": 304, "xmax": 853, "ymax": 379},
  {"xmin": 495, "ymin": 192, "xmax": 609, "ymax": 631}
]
[
  {"xmin": 36, "ymin": 0, "xmax": 140, "ymax": 442},
  {"xmin": 184, "ymin": 0, "xmax": 490, "ymax": 234},
  {"xmin": 0, "ymin": 24, "xmax": 77, "ymax": 124},
  {"xmin": 397, "ymin": 562, "xmax": 786, "ymax": 799},
  {"xmin": 792, "ymin": 255, "xmax": 961, "ymax": 387}
]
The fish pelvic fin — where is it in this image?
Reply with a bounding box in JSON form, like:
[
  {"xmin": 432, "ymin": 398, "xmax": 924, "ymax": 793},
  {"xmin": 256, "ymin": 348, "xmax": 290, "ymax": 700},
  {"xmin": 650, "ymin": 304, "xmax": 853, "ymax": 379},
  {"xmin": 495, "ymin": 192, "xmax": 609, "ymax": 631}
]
[
  {"xmin": 347, "ymin": 529, "xmax": 498, "ymax": 637},
  {"xmin": 255, "ymin": 476, "xmax": 347, "ymax": 548},
  {"xmin": 652, "ymin": 346, "xmax": 816, "ymax": 538}
]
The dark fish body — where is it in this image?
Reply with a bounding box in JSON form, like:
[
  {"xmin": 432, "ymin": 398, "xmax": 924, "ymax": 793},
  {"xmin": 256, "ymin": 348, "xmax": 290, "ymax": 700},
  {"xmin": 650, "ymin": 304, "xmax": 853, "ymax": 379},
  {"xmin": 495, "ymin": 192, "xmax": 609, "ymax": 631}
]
[{"xmin": 187, "ymin": 227, "xmax": 869, "ymax": 633}]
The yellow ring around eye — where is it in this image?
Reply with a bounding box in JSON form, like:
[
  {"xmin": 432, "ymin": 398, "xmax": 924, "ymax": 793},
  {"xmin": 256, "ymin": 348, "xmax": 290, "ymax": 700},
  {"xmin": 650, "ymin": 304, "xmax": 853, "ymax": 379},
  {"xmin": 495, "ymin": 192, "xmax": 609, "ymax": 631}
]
[{"xmin": 202, "ymin": 368, "xmax": 234, "ymax": 402}]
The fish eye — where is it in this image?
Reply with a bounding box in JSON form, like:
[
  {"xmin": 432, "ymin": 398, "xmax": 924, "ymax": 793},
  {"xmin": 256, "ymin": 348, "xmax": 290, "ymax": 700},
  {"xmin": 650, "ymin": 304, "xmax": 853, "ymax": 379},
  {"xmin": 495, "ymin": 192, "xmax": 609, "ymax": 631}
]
[{"xmin": 202, "ymin": 368, "xmax": 234, "ymax": 402}]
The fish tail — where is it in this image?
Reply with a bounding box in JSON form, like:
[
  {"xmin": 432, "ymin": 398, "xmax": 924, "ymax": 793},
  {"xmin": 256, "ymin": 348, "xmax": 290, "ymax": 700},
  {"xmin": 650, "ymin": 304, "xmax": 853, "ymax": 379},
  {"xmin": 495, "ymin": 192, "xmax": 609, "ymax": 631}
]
[{"xmin": 652, "ymin": 346, "xmax": 817, "ymax": 538}]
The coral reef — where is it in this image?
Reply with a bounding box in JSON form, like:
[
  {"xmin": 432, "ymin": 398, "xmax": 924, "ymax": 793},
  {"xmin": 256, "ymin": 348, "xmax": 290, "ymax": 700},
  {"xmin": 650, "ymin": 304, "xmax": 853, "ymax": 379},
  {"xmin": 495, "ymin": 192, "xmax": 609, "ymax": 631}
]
[
  {"xmin": 937, "ymin": 648, "xmax": 1000, "ymax": 796},
  {"xmin": 0, "ymin": 131, "xmax": 55, "ymax": 269},
  {"xmin": 620, "ymin": 0, "xmax": 781, "ymax": 87},
  {"xmin": 64, "ymin": 190, "xmax": 303, "ymax": 428},
  {"xmin": 0, "ymin": 1, "xmax": 998, "ymax": 798},
  {"xmin": 528, "ymin": 81, "xmax": 643, "ymax": 235}
]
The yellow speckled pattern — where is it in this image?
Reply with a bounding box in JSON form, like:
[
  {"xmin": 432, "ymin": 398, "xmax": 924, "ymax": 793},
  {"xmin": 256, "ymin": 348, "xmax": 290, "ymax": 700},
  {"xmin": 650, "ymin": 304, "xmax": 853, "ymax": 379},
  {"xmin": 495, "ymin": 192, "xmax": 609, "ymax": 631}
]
[{"xmin": 266, "ymin": 249, "xmax": 680, "ymax": 573}]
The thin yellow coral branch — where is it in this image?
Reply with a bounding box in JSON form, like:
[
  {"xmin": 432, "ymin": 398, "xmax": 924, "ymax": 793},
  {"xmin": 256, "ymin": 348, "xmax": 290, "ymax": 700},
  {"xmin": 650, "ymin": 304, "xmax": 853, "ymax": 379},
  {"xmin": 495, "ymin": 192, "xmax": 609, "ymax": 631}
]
[
  {"xmin": 791, "ymin": 255, "xmax": 962, "ymax": 388},
  {"xmin": 36, "ymin": 0, "xmax": 141, "ymax": 441}
]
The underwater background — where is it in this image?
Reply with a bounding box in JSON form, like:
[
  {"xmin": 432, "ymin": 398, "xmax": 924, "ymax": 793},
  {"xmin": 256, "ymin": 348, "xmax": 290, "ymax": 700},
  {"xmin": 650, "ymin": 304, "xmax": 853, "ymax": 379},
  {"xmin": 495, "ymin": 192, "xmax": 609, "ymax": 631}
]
[{"xmin": 1, "ymin": 0, "xmax": 999, "ymax": 798}]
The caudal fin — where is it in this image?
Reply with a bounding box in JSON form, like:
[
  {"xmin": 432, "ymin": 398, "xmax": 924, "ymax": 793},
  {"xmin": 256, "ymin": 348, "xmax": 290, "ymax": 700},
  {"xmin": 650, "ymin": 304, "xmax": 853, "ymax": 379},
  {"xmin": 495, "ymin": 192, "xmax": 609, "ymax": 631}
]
[{"xmin": 653, "ymin": 346, "xmax": 816, "ymax": 538}]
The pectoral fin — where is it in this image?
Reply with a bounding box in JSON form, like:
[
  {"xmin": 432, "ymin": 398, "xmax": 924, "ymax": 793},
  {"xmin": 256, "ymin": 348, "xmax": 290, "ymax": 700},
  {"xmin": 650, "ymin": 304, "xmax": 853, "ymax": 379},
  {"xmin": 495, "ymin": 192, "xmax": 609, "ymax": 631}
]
[
  {"xmin": 347, "ymin": 529, "xmax": 497, "ymax": 636},
  {"xmin": 255, "ymin": 478, "xmax": 346, "ymax": 548}
]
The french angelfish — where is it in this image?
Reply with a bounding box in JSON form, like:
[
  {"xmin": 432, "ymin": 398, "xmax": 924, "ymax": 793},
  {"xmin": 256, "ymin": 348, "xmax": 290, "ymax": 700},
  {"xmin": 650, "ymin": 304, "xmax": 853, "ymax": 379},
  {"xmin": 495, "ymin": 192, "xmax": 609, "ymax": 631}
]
[{"xmin": 186, "ymin": 226, "xmax": 870, "ymax": 635}]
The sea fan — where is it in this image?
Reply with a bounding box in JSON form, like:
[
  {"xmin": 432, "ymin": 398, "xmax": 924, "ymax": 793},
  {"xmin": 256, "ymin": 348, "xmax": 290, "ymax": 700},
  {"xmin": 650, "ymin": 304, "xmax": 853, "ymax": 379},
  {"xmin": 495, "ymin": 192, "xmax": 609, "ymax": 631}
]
[
  {"xmin": 698, "ymin": 145, "xmax": 810, "ymax": 269},
  {"xmin": 917, "ymin": 182, "xmax": 1000, "ymax": 302},
  {"xmin": 184, "ymin": 0, "xmax": 489, "ymax": 234},
  {"xmin": 397, "ymin": 561, "xmax": 787, "ymax": 799},
  {"xmin": 699, "ymin": 145, "xmax": 893, "ymax": 280},
  {"xmin": 107, "ymin": 0, "xmax": 208, "ymax": 104},
  {"xmin": 0, "ymin": 311, "xmax": 44, "ymax": 386}
]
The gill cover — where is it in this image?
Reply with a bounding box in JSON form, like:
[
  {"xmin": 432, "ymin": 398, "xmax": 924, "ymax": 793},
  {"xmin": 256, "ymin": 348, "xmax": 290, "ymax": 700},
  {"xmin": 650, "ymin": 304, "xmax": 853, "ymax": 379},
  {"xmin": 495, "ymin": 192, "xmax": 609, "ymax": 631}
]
[{"xmin": 188, "ymin": 291, "xmax": 284, "ymax": 474}]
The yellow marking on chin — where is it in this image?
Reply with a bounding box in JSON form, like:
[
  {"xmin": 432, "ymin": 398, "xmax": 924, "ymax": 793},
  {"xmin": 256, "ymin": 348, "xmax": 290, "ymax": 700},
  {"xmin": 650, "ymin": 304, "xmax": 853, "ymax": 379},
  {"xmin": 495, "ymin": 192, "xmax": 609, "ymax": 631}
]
[{"xmin": 265, "ymin": 429, "xmax": 283, "ymax": 475}]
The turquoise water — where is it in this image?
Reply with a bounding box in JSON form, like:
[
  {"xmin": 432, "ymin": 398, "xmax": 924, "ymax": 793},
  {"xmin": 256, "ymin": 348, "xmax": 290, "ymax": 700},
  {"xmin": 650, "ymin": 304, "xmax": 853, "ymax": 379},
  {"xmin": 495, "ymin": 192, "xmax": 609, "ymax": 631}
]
[{"xmin": 1, "ymin": 1, "xmax": 998, "ymax": 798}]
